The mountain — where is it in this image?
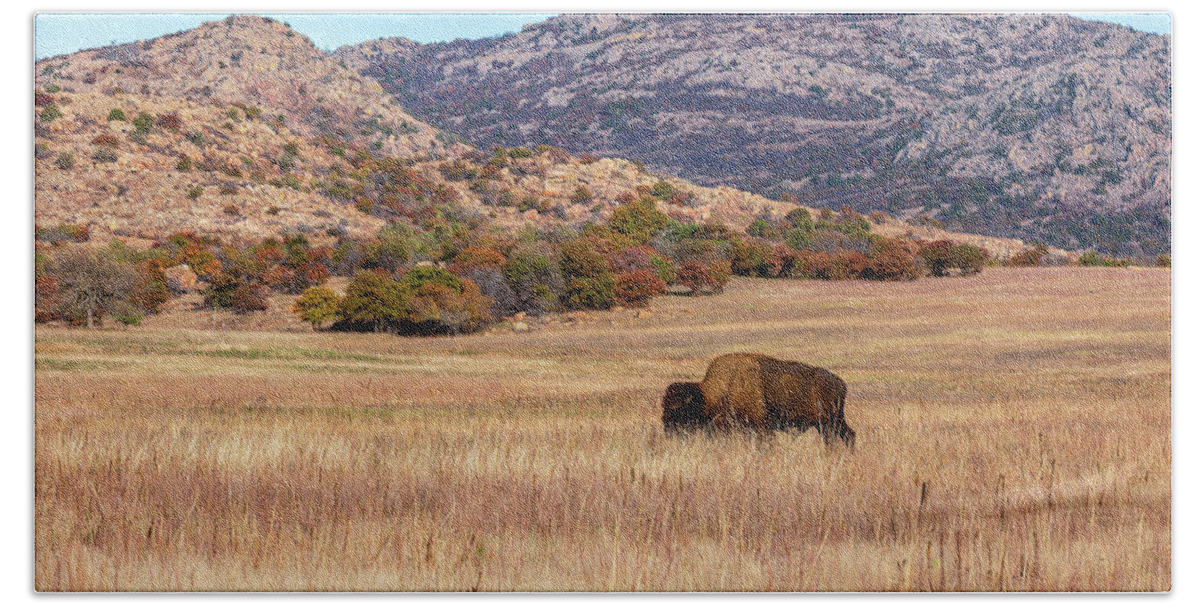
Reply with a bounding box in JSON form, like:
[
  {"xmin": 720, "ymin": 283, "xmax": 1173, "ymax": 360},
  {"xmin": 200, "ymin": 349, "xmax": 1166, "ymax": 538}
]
[
  {"xmin": 338, "ymin": 13, "xmax": 1171, "ymax": 255},
  {"xmin": 33, "ymin": 15, "xmax": 1036, "ymax": 259}
]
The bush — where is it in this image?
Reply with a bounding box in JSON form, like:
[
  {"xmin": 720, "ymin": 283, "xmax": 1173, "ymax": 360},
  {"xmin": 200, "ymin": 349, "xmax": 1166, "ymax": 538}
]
[
  {"xmin": 203, "ymin": 273, "xmax": 269, "ymax": 313},
  {"xmin": 1156, "ymin": 254, "xmax": 1171, "ymax": 268},
  {"xmin": 54, "ymin": 153, "xmax": 75, "ymax": 170},
  {"xmin": 728, "ymin": 237, "xmax": 774, "ymax": 277},
  {"xmin": 156, "ymin": 112, "xmax": 183, "ymax": 131},
  {"xmin": 450, "ymin": 247, "xmax": 506, "ymax": 274},
  {"xmin": 677, "ymin": 259, "xmax": 731, "ymax": 295},
  {"xmin": 798, "ymin": 249, "xmax": 868, "ymax": 280},
  {"xmin": 92, "ymin": 146, "xmax": 118, "ymax": 163},
  {"xmin": 39, "ymin": 104, "xmax": 63, "ymax": 122},
  {"xmin": 107, "ymin": 108, "xmax": 126, "ymax": 121},
  {"xmin": 292, "ymin": 286, "xmax": 341, "ymax": 329},
  {"xmin": 784, "ymin": 207, "xmax": 815, "ymax": 232},
  {"xmin": 650, "ymin": 180, "xmax": 676, "ymax": 200},
  {"xmin": 133, "ymin": 259, "xmax": 171, "ymax": 314},
  {"xmin": 335, "ymin": 271, "xmax": 410, "ymax": 332},
  {"xmin": 767, "ymin": 243, "xmax": 800, "ymax": 278},
  {"xmin": 504, "ymin": 247, "xmax": 563, "ymax": 315},
  {"xmin": 460, "ymin": 266, "xmax": 519, "ymax": 319},
  {"xmin": 405, "ymin": 277, "xmax": 493, "ymax": 335},
  {"xmin": 92, "ymin": 133, "xmax": 120, "ymax": 148},
  {"xmin": 186, "ymin": 185, "xmax": 204, "ymax": 200},
  {"xmin": 861, "ymin": 238, "xmax": 921, "ymax": 281},
  {"xmin": 333, "ymin": 267, "xmax": 492, "ymax": 334},
  {"xmin": 132, "ymin": 112, "xmax": 155, "ymax": 133},
  {"xmin": 615, "ymin": 269, "xmax": 666, "ymax": 307},
  {"xmin": 45, "ymin": 247, "xmax": 137, "ymax": 327},
  {"xmin": 606, "ymin": 198, "xmax": 669, "ymax": 248},
  {"xmin": 558, "ymin": 238, "xmax": 616, "ymax": 310},
  {"xmin": 951, "ymin": 243, "xmax": 988, "ymax": 275},
  {"xmin": 401, "ymin": 265, "xmax": 462, "ymax": 293},
  {"xmin": 1006, "ymin": 244, "xmax": 1048, "ymax": 267},
  {"xmin": 611, "ymin": 245, "xmax": 675, "ymax": 284},
  {"xmin": 918, "ymin": 241, "xmax": 955, "ymax": 277},
  {"xmin": 44, "ymin": 83, "xmax": 61, "ymax": 93}
]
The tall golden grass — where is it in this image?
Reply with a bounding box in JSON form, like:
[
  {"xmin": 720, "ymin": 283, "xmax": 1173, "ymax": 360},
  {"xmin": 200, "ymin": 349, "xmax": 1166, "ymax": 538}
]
[{"xmin": 34, "ymin": 267, "xmax": 1170, "ymax": 591}]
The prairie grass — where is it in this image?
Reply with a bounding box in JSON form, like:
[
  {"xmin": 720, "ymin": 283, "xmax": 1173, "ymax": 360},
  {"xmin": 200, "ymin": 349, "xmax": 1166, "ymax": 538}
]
[{"xmin": 34, "ymin": 267, "xmax": 1170, "ymax": 591}]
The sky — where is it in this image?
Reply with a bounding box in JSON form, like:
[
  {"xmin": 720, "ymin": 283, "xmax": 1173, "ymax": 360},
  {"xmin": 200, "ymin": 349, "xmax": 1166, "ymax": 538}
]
[
  {"xmin": 34, "ymin": 13, "xmax": 557, "ymax": 60},
  {"xmin": 34, "ymin": 11, "xmax": 1169, "ymax": 60}
]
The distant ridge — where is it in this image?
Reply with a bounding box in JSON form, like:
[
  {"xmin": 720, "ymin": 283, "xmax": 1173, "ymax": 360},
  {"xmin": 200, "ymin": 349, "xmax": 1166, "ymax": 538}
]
[{"xmin": 339, "ymin": 13, "xmax": 1171, "ymax": 255}]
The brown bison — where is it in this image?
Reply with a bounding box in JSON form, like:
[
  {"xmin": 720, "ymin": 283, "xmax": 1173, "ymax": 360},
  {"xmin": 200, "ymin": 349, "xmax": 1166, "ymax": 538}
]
[
  {"xmin": 661, "ymin": 381, "xmax": 707, "ymax": 434},
  {"xmin": 699, "ymin": 353, "xmax": 856, "ymax": 447}
]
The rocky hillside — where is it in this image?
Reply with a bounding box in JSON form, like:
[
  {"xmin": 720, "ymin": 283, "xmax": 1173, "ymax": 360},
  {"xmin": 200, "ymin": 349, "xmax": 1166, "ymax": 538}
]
[
  {"xmin": 34, "ymin": 14, "xmax": 1036, "ymax": 258},
  {"xmin": 339, "ymin": 13, "xmax": 1171, "ymax": 256}
]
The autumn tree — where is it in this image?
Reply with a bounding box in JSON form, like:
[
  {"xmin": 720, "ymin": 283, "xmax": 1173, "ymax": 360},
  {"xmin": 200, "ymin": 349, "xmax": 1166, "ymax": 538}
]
[{"xmin": 47, "ymin": 248, "xmax": 137, "ymax": 328}]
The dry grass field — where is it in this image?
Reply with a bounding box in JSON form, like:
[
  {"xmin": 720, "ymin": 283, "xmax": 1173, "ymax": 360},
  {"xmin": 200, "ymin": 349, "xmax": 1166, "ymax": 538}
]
[{"xmin": 33, "ymin": 267, "xmax": 1171, "ymax": 591}]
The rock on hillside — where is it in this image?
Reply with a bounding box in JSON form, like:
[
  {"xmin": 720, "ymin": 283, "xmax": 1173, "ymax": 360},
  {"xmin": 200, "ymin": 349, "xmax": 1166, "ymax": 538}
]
[
  {"xmin": 339, "ymin": 13, "xmax": 1171, "ymax": 256},
  {"xmin": 36, "ymin": 15, "xmax": 462, "ymax": 160}
]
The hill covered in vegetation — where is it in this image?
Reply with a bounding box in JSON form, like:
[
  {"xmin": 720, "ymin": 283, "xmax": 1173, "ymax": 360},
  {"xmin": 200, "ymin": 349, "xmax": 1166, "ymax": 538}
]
[{"xmin": 340, "ymin": 13, "xmax": 1171, "ymax": 256}]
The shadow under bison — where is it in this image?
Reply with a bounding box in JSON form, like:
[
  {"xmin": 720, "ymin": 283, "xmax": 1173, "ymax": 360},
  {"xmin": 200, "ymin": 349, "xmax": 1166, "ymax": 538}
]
[{"xmin": 662, "ymin": 353, "xmax": 856, "ymax": 448}]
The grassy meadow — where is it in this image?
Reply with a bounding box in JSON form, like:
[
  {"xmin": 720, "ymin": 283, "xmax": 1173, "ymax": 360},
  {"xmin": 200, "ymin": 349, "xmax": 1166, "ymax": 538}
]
[{"xmin": 34, "ymin": 267, "xmax": 1171, "ymax": 591}]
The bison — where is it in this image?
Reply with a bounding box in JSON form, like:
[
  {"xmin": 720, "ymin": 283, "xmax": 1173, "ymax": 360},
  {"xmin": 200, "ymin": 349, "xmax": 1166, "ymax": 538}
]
[
  {"xmin": 661, "ymin": 381, "xmax": 707, "ymax": 434},
  {"xmin": 699, "ymin": 353, "xmax": 856, "ymax": 447}
]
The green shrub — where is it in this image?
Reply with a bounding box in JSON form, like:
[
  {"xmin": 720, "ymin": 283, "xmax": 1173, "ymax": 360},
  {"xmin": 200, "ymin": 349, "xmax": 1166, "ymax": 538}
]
[
  {"xmin": 40, "ymin": 104, "xmax": 63, "ymax": 122},
  {"xmin": 292, "ymin": 286, "xmax": 341, "ymax": 329},
  {"xmin": 186, "ymin": 185, "xmax": 204, "ymax": 200},
  {"xmin": 1078, "ymin": 251, "xmax": 1131, "ymax": 268},
  {"xmin": 728, "ymin": 237, "xmax": 774, "ymax": 277},
  {"xmin": 558, "ymin": 238, "xmax": 616, "ymax": 310},
  {"xmin": 401, "ymin": 265, "xmax": 462, "ymax": 293},
  {"xmin": 1156, "ymin": 254, "xmax": 1171, "ymax": 268},
  {"xmin": 54, "ymin": 153, "xmax": 75, "ymax": 170},
  {"xmin": 504, "ymin": 247, "xmax": 563, "ymax": 315},
  {"xmin": 607, "ymin": 198, "xmax": 669, "ymax": 247},
  {"xmin": 44, "ymin": 83, "xmax": 61, "ymax": 93},
  {"xmin": 92, "ymin": 146, "xmax": 118, "ymax": 163},
  {"xmin": 950, "ymin": 243, "xmax": 988, "ymax": 275},
  {"xmin": 107, "ymin": 108, "xmax": 126, "ymax": 122},
  {"xmin": 784, "ymin": 207, "xmax": 815, "ymax": 232},
  {"xmin": 650, "ymin": 180, "xmax": 676, "ymax": 200},
  {"xmin": 132, "ymin": 112, "xmax": 154, "ymax": 133}
]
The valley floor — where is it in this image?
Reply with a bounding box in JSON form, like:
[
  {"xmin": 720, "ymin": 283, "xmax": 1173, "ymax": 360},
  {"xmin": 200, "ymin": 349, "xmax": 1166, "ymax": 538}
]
[{"xmin": 34, "ymin": 267, "xmax": 1171, "ymax": 591}]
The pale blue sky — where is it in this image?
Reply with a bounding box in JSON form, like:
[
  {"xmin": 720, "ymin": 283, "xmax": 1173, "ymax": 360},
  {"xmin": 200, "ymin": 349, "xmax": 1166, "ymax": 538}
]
[
  {"xmin": 34, "ymin": 13, "xmax": 557, "ymax": 60},
  {"xmin": 34, "ymin": 12, "xmax": 1170, "ymax": 61},
  {"xmin": 1069, "ymin": 12, "xmax": 1171, "ymax": 35}
]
